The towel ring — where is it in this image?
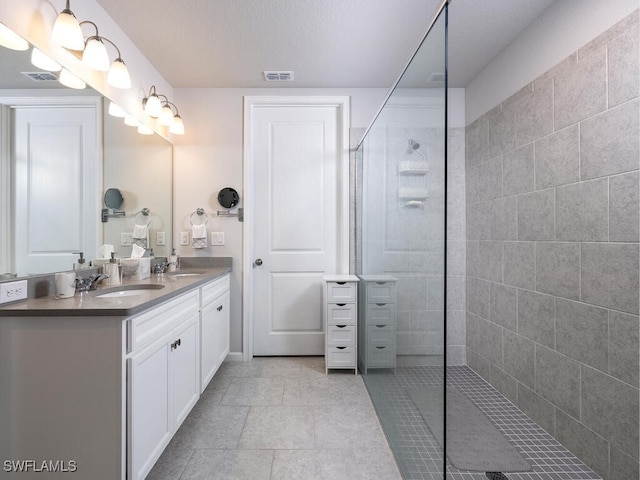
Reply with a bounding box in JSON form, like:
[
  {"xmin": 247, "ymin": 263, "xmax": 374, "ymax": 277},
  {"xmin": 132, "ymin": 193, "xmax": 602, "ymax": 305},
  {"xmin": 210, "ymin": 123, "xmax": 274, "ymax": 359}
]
[
  {"xmin": 190, "ymin": 208, "xmax": 209, "ymax": 226},
  {"xmin": 133, "ymin": 208, "xmax": 151, "ymax": 226}
]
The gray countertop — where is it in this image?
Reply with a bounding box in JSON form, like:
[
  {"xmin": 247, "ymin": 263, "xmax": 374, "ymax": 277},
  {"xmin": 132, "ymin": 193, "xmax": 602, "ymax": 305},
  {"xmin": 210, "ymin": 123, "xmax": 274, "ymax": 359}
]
[{"xmin": 0, "ymin": 267, "xmax": 231, "ymax": 317}]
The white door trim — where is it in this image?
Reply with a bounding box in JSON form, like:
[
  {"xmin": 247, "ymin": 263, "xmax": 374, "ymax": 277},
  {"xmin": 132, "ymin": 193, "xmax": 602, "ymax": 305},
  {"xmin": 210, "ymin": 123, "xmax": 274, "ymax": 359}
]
[{"xmin": 242, "ymin": 96, "xmax": 350, "ymax": 361}]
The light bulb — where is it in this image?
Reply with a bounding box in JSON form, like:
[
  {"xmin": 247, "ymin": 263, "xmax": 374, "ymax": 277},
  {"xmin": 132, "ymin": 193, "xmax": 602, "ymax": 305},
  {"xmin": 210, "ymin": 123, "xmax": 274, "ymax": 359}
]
[
  {"xmin": 0, "ymin": 23, "xmax": 28, "ymax": 51},
  {"xmin": 107, "ymin": 58, "xmax": 131, "ymax": 89},
  {"xmin": 170, "ymin": 114, "xmax": 185, "ymax": 135},
  {"xmin": 143, "ymin": 94, "xmax": 162, "ymax": 118},
  {"xmin": 52, "ymin": 7, "xmax": 84, "ymax": 51},
  {"xmin": 137, "ymin": 124, "xmax": 154, "ymax": 135},
  {"xmin": 124, "ymin": 115, "xmax": 139, "ymax": 126},
  {"xmin": 31, "ymin": 48, "xmax": 62, "ymax": 72},
  {"xmin": 82, "ymin": 37, "xmax": 109, "ymax": 71},
  {"xmin": 159, "ymin": 104, "xmax": 174, "ymax": 126},
  {"xmin": 108, "ymin": 102, "xmax": 126, "ymax": 118},
  {"xmin": 59, "ymin": 68, "xmax": 86, "ymax": 89}
]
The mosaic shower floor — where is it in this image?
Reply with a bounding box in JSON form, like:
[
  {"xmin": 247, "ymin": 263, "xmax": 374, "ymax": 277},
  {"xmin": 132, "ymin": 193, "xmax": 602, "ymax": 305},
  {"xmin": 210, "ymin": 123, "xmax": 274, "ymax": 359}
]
[{"xmin": 362, "ymin": 362, "xmax": 601, "ymax": 480}]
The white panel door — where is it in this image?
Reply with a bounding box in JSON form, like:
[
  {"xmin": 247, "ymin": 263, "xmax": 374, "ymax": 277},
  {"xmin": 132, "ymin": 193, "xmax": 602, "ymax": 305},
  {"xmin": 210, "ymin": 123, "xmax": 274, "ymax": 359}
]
[
  {"xmin": 13, "ymin": 106, "xmax": 98, "ymax": 274},
  {"xmin": 251, "ymin": 101, "xmax": 346, "ymax": 355}
]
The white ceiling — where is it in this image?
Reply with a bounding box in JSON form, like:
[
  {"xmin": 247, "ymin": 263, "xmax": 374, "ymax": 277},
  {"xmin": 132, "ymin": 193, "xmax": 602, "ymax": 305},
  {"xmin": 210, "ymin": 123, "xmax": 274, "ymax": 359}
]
[{"xmin": 94, "ymin": 0, "xmax": 557, "ymax": 89}]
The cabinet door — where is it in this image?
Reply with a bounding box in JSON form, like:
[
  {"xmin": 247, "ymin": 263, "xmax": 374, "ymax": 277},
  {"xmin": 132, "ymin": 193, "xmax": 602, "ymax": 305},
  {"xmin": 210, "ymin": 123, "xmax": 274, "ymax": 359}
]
[
  {"xmin": 171, "ymin": 314, "xmax": 200, "ymax": 430},
  {"xmin": 128, "ymin": 334, "xmax": 172, "ymax": 480},
  {"xmin": 200, "ymin": 301, "xmax": 218, "ymax": 393},
  {"xmin": 215, "ymin": 291, "xmax": 230, "ymax": 367}
]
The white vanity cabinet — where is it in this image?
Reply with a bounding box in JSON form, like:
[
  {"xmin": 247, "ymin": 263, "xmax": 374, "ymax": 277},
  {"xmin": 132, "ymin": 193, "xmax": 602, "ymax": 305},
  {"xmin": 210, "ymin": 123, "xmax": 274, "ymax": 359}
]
[
  {"xmin": 323, "ymin": 275, "xmax": 359, "ymax": 374},
  {"xmin": 127, "ymin": 290, "xmax": 200, "ymax": 480},
  {"xmin": 199, "ymin": 274, "xmax": 230, "ymax": 393}
]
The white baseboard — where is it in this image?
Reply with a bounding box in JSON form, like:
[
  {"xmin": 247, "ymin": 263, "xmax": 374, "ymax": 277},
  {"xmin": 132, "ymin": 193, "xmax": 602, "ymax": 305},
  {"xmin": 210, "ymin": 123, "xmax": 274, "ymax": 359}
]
[{"xmin": 224, "ymin": 352, "xmax": 244, "ymax": 362}]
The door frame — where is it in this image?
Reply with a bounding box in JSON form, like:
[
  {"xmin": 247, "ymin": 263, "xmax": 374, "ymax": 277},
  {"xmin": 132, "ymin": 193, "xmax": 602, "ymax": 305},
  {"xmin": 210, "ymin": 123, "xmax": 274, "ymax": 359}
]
[{"xmin": 242, "ymin": 96, "xmax": 350, "ymax": 361}]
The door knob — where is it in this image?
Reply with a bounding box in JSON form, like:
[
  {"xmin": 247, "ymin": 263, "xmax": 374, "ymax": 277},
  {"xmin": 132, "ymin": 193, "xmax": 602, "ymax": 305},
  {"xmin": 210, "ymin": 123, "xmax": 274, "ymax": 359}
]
[{"xmin": 254, "ymin": 258, "xmax": 263, "ymax": 266}]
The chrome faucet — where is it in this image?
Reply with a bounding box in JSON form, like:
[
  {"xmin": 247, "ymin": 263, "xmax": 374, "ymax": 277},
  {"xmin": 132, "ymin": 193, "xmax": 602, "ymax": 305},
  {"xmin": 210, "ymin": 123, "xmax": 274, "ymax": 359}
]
[{"xmin": 75, "ymin": 274, "xmax": 110, "ymax": 292}]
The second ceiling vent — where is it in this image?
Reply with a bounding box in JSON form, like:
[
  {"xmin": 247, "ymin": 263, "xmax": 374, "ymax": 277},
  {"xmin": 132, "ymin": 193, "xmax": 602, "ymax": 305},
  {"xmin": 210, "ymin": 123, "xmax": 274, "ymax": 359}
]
[{"xmin": 264, "ymin": 71, "xmax": 294, "ymax": 82}]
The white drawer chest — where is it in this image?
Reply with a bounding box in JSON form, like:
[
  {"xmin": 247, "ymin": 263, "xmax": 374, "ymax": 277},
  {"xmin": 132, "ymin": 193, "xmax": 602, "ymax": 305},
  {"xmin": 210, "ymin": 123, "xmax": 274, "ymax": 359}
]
[
  {"xmin": 323, "ymin": 275, "xmax": 359, "ymax": 374},
  {"xmin": 357, "ymin": 275, "xmax": 398, "ymax": 374}
]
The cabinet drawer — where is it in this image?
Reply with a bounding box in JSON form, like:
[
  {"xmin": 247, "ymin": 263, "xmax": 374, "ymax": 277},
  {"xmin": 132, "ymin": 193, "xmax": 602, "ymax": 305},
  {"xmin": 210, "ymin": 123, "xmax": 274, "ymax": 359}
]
[
  {"xmin": 366, "ymin": 324, "xmax": 395, "ymax": 345},
  {"xmin": 365, "ymin": 303, "xmax": 395, "ymax": 325},
  {"xmin": 367, "ymin": 344, "xmax": 395, "ymax": 368},
  {"xmin": 366, "ymin": 281, "xmax": 396, "ymax": 303},
  {"xmin": 327, "ymin": 303, "xmax": 356, "ymax": 325},
  {"xmin": 201, "ymin": 274, "xmax": 230, "ymax": 306},
  {"xmin": 327, "ymin": 324, "xmax": 356, "ymax": 346},
  {"xmin": 326, "ymin": 281, "xmax": 357, "ymax": 303},
  {"xmin": 128, "ymin": 290, "xmax": 200, "ymax": 352},
  {"xmin": 326, "ymin": 346, "xmax": 356, "ymax": 368}
]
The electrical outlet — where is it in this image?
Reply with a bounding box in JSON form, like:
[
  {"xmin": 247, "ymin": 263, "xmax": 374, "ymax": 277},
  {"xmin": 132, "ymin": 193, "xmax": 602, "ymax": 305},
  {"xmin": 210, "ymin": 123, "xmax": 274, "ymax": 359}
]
[
  {"xmin": 156, "ymin": 231, "xmax": 166, "ymax": 246},
  {"xmin": 0, "ymin": 280, "xmax": 28, "ymax": 304},
  {"xmin": 180, "ymin": 231, "xmax": 189, "ymax": 246},
  {"xmin": 121, "ymin": 232, "xmax": 133, "ymax": 246},
  {"xmin": 211, "ymin": 232, "xmax": 225, "ymax": 246}
]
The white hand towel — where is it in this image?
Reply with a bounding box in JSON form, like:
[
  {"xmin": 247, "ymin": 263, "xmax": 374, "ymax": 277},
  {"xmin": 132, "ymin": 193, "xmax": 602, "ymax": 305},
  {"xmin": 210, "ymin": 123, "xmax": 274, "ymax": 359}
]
[
  {"xmin": 132, "ymin": 224, "xmax": 149, "ymax": 249},
  {"xmin": 192, "ymin": 224, "xmax": 207, "ymax": 249},
  {"xmin": 131, "ymin": 244, "xmax": 146, "ymax": 259}
]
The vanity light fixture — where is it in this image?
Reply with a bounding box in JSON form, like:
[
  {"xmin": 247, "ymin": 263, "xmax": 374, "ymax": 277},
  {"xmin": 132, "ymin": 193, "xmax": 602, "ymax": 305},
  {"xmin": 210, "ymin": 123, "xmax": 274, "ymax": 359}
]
[
  {"xmin": 170, "ymin": 113, "xmax": 185, "ymax": 135},
  {"xmin": 137, "ymin": 124, "xmax": 154, "ymax": 135},
  {"xmin": 142, "ymin": 86, "xmax": 162, "ymax": 118},
  {"xmin": 0, "ymin": 23, "xmax": 29, "ymax": 51},
  {"xmin": 52, "ymin": 0, "xmax": 84, "ymax": 51},
  {"xmin": 156, "ymin": 97, "xmax": 185, "ymax": 135},
  {"xmin": 31, "ymin": 48, "xmax": 62, "ymax": 72},
  {"xmin": 79, "ymin": 21, "xmax": 131, "ymax": 89},
  {"xmin": 123, "ymin": 114, "xmax": 139, "ymax": 127},
  {"xmin": 108, "ymin": 101, "xmax": 126, "ymax": 118},
  {"xmin": 58, "ymin": 68, "xmax": 86, "ymax": 89}
]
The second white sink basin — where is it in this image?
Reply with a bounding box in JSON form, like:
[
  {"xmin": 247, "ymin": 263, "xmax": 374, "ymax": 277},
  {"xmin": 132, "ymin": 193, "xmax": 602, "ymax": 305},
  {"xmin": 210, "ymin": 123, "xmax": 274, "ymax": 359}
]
[{"xmin": 96, "ymin": 284, "xmax": 165, "ymax": 298}]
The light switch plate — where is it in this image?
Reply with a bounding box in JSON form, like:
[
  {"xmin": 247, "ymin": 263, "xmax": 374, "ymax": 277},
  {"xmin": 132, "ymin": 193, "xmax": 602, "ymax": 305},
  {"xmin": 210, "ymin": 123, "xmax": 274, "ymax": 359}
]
[
  {"xmin": 0, "ymin": 280, "xmax": 28, "ymax": 304},
  {"xmin": 180, "ymin": 231, "xmax": 189, "ymax": 246},
  {"xmin": 211, "ymin": 232, "xmax": 225, "ymax": 246},
  {"xmin": 156, "ymin": 231, "xmax": 166, "ymax": 246},
  {"xmin": 121, "ymin": 232, "xmax": 133, "ymax": 246}
]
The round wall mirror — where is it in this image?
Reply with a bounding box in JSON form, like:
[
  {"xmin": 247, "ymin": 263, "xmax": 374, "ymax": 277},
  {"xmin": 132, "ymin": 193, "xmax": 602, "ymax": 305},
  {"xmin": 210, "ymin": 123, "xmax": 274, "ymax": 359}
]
[
  {"xmin": 217, "ymin": 187, "xmax": 239, "ymax": 209},
  {"xmin": 104, "ymin": 188, "xmax": 124, "ymax": 209}
]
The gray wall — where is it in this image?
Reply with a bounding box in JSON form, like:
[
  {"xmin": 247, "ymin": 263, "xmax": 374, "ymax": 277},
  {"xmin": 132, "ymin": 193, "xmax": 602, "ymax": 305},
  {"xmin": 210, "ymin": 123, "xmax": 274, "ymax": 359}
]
[{"xmin": 465, "ymin": 11, "xmax": 639, "ymax": 480}]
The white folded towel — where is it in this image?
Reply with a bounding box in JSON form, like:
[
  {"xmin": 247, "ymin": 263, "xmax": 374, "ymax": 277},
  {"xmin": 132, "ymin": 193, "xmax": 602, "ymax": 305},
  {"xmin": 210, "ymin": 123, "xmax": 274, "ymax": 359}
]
[
  {"xmin": 132, "ymin": 224, "xmax": 149, "ymax": 249},
  {"xmin": 131, "ymin": 244, "xmax": 146, "ymax": 259},
  {"xmin": 192, "ymin": 224, "xmax": 207, "ymax": 249}
]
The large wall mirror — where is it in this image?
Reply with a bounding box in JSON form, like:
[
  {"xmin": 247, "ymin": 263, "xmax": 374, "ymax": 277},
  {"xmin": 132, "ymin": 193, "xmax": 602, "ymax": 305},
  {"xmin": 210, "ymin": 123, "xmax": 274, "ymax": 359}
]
[{"xmin": 0, "ymin": 40, "xmax": 173, "ymax": 278}]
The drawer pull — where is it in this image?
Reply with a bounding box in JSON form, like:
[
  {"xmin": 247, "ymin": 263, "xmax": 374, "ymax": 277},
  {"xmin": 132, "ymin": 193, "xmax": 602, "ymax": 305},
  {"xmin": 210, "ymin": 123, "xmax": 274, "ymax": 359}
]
[
  {"xmin": 375, "ymin": 346, "xmax": 386, "ymax": 350},
  {"xmin": 336, "ymin": 282, "xmax": 346, "ymax": 285},
  {"xmin": 336, "ymin": 325, "xmax": 347, "ymax": 328},
  {"xmin": 336, "ymin": 303, "xmax": 347, "ymax": 307},
  {"xmin": 376, "ymin": 281, "xmax": 386, "ymax": 285},
  {"xmin": 336, "ymin": 346, "xmax": 347, "ymax": 350},
  {"xmin": 376, "ymin": 303, "xmax": 387, "ymax": 306},
  {"xmin": 375, "ymin": 324, "xmax": 386, "ymax": 328}
]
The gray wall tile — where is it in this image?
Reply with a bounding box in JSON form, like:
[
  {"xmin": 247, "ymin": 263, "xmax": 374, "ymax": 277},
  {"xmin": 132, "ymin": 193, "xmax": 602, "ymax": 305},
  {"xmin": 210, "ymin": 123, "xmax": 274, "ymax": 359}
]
[
  {"xmin": 477, "ymin": 318, "xmax": 503, "ymax": 367},
  {"xmin": 447, "ymin": 241, "xmax": 466, "ymax": 276},
  {"xmin": 581, "ymin": 366, "xmax": 639, "ymax": 459},
  {"xmin": 555, "ymin": 409, "xmax": 610, "ymax": 479},
  {"xmin": 477, "ymin": 156, "xmax": 503, "ymax": 202},
  {"xmin": 609, "ymin": 171, "xmax": 640, "ymax": 242},
  {"xmin": 489, "ymin": 365, "xmax": 517, "ymax": 404},
  {"xmin": 426, "ymin": 276, "xmax": 443, "ymax": 311},
  {"xmin": 487, "ymin": 103, "xmax": 516, "ymax": 158},
  {"xmin": 610, "ymin": 444, "xmax": 640, "ymax": 480},
  {"xmin": 466, "ymin": 241, "xmax": 478, "ymax": 278},
  {"xmin": 535, "ymin": 125, "xmax": 580, "ymax": 189},
  {"xmin": 446, "ymin": 310, "xmax": 466, "ymax": 346},
  {"xmin": 555, "ymin": 47, "xmax": 607, "ymax": 129},
  {"xmin": 490, "ymin": 283, "xmax": 517, "ymax": 331},
  {"xmin": 446, "ymin": 275, "xmax": 466, "ymax": 311},
  {"xmin": 535, "ymin": 345, "xmax": 581, "ymax": 418},
  {"xmin": 467, "ymin": 348, "xmax": 490, "ymax": 381},
  {"xmin": 608, "ymin": 24, "xmax": 640, "ymax": 108},
  {"xmin": 466, "ymin": 277, "xmax": 490, "ymax": 319},
  {"xmin": 581, "ymin": 243, "xmax": 640, "ymax": 314},
  {"xmin": 447, "ymin": 203, "xmax": 466, "ymax": 241},
  {"xmin": 517, "ymin": 189, "xmax": 554, "ymax": 241},
  {"xmin": 555, "ymin": 298, "xmax": 608, "ymax": 371},
  {"xmin": 490, "ymin": 197, "xmax": 517, "ymax": 241},
  {"xmin": 465, "ymin": 117, "xmax": 489, "ymax": 168},
  {"xmin": 518, "ymin": 290, "xmax": 556, "ymax": 349},
  {"xmin": 536, "ymin": 242, "xmax": 581, "ymax": 300},
  {"xmin": 517, "ymin": 383, "xmax": 555, "ymax": 434},
  {"xmin": 465, "ymin": 164, "xmax": 478, "ymax": 205},
  {"xmin": 581, "ymin": 99, "xmax": 640, "ymax": 180},
  {"xmin": 503, "ymin": 330, "xmax": 535, "ymax": 388},
  {"xmin": 555, "ymin": 178, "xmax": 609, "ymax": 241},
  {"xmin": 466, "ymin": 312, "xmax": 479, "ymax": 351},
  {"xmin": 503, "ymin": 144, "xmax": 535, "ymax": 197},
  {"xmin": 503, "ymin": 241, "xmax": 536, "ymax": 290},
  {"xmin": 515, "ymin": 77, "xmax": 554, "ymax": 147},
  {"xmin": 609, "ymin": 311, "xmax": 639, "ymax": 387},
  {"xmin": 478, "ymin": 241, "xmax": 502, "ymax": 283}
]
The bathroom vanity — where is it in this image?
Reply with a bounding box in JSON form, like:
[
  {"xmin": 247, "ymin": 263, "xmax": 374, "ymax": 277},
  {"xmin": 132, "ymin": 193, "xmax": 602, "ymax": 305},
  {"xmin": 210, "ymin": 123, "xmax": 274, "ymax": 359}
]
[{"xmin": 0, "ymin": 268, "xmax": 230, "ymax": 480}]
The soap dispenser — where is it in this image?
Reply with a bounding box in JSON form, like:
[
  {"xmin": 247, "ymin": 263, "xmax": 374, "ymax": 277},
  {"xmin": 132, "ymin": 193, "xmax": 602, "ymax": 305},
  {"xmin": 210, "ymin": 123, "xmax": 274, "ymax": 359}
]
[
  {"xmin": 103, "ymin": 252, "xmax": 121, "ymax": 286},
  {"xmin": 73, "ymin": 252, "xmax": 89, "ymax": 270},
  {"xmin": 168, "ymin": 248, "xmax": 178, "ymax": 272}
]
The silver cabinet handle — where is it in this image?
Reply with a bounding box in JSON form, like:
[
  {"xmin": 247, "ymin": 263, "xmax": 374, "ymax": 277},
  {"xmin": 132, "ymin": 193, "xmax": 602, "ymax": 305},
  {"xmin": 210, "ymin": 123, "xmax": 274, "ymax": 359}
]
[{"xmin": 254, "ymin": 258, "xmax": 263, "ymax": 266}]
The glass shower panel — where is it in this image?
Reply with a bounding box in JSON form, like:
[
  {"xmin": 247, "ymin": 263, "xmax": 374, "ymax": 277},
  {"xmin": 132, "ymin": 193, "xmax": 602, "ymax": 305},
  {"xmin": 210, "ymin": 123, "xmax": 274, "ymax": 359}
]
[{"xmin": 356, "ymin": 5, "xmax": 447, "ymax": 480}]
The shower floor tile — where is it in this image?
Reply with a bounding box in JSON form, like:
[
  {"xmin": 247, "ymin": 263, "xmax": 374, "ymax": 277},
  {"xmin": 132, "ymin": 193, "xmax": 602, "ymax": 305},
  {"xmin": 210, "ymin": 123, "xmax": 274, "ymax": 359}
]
[{"xmin": 362, "ymin": 363, "xmax": 602, "ymax": 480}]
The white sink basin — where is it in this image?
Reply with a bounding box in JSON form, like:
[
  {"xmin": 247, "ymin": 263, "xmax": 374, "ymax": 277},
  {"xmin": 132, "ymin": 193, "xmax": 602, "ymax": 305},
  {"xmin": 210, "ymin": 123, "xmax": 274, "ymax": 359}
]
[{"xmin": 96, "ymin": 284, "xmax": 165, "ymax": 298}]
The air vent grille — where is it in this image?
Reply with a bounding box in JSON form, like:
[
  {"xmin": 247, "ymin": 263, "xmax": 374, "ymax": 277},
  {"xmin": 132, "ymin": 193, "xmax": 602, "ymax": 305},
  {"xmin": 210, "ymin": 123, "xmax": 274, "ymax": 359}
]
[
  {"xmin": 264, "ymin": 71, "xmax": 294, "ymax": 82},
  {"xmin": 426, "ymin": 72, "xmax": 445, "ymax": 83},
  {"xmin": 21, "ymin": 71, "xmax": 58, "ymax": 82}
]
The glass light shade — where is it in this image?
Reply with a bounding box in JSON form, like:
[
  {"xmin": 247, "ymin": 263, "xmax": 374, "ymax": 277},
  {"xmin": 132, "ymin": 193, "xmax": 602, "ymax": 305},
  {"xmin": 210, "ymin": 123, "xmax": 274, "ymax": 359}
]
[
  {"xmin": 107, "ymin": 58, "xmax": 131, "ymax": 89},
  {"xmin": 52, "ymin": 10, "xmax": 84, "ymax": 51},
  {"xmin": 123, "ymin": 115, "xmax": 139, "ymax": 127},
  {"xmin": 59, "ymin": 68, "xmax": 86, "ymax": 89},
  {"xmin": 159, "ymin": 104, "xmax": 174, "ymax": 126},
  {"xmin": 170, "ymin": 115, "xmax": 185, "ymax": 135},
  {"xmin": 137, "ymin": 124, "xmax": 154, "ymax": 135},
  {"xmin": 82, "ymin": 37, "xmax": 110, "ymax": 71},
  {"xmin": 0, "ymin": 23, "xmax": 28, "ymax": 51},
  {"xmin": 31, "ymin": 48, "xmax": 62, "ymax": 72},
  {"xmin": 143, "ymin": 94, "xmax": 162, "ymax": 118},
  {"xmin": 108, "ymin": 101, "xmax": 126, "ymax": 118}
]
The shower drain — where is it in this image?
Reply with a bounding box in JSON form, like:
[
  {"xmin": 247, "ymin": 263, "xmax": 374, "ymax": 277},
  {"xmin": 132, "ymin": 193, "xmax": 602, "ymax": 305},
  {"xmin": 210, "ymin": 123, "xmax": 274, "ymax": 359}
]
[{"xmin": 486, "ymin": 473, "xmax": 509, "ymax": 480}]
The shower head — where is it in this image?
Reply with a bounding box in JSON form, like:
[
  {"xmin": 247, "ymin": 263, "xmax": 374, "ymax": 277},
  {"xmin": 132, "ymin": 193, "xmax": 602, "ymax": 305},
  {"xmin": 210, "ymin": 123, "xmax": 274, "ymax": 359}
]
[{"xmin": 407, "ymin": 139, "xmax": 420, "ymax": 152}]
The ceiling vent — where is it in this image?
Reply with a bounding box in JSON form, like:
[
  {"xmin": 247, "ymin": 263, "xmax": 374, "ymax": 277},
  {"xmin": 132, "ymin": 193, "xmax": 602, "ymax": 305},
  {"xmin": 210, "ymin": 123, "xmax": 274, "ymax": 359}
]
[
  {"xmin": 426, "ymin": 72, "xmax": 445, "ymax": 83},
  {"xmin": 264, "ymin": 71, "xmax": 294, "ymax": 82},
  {"xmin": 21, "ymin": 71, "xmax": 58, "ymax": 82}
]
